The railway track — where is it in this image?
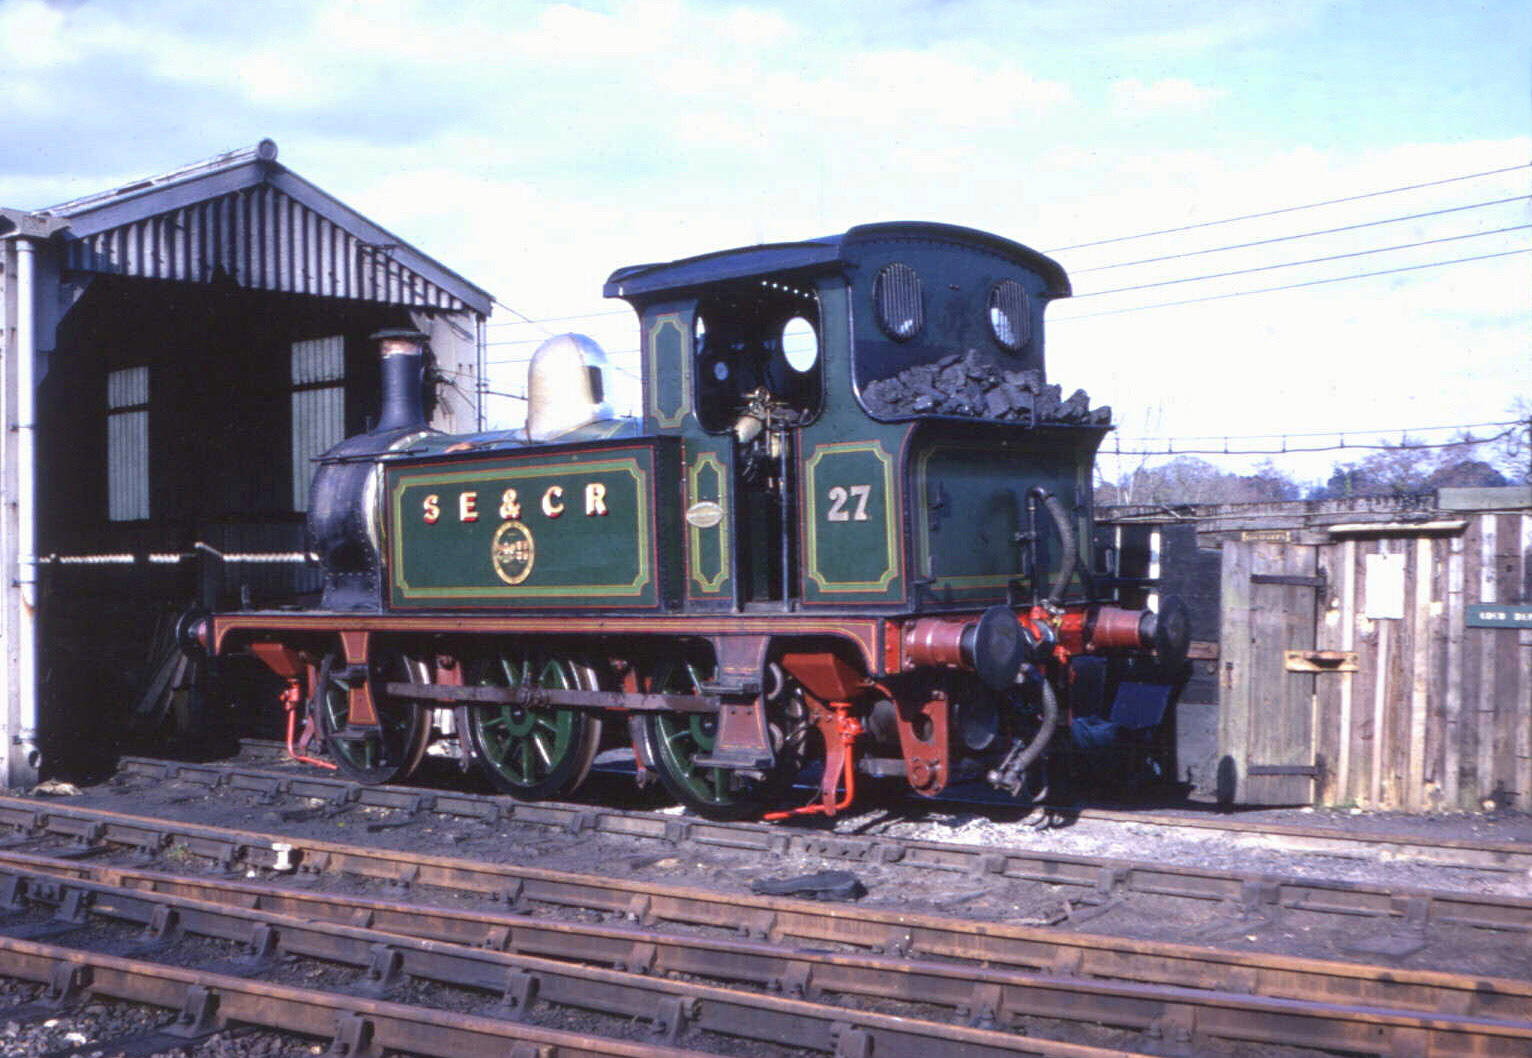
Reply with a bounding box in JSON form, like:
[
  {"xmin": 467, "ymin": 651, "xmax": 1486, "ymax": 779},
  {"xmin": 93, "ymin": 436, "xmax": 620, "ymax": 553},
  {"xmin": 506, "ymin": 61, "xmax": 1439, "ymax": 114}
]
[
  {"xmin": 2, "ymin": 797, "xmax": 1532, "ymax": 1056},
  {"xmin": 1, "ymin": 934, "xmax": 731, "ymax": 1058},
  {"xmin": 9, "ymin": 839, "xmax": 1532, "ymax": 1053},
  {"xmin": 225, "ymin": 740, "xmax": 1532, "ymax": 876},
  {"xmin": 105, "ymin": 756, "xmax": 1532, "ymax": 935}
]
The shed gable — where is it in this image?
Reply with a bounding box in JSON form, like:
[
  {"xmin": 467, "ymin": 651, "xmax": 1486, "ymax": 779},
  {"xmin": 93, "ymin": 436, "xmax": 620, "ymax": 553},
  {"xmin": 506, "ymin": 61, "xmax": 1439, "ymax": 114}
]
[{"xmin": 62, "ymin": 182, "xmax": 472, "ymax": 313}]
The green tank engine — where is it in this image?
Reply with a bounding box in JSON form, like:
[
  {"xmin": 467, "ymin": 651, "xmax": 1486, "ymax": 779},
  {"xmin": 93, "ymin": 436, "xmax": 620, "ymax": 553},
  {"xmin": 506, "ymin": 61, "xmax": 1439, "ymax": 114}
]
[{"xmin": 194, "ymin": 222, "xmax": 1185, "ymax": 820}]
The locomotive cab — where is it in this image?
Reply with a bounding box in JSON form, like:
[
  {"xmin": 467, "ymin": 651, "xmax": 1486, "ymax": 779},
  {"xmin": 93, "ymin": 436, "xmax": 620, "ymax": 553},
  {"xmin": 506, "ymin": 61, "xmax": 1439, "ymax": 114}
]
[{"xmin": 606, "ymin": 221, "xmax": 1111, "ymax": 617}]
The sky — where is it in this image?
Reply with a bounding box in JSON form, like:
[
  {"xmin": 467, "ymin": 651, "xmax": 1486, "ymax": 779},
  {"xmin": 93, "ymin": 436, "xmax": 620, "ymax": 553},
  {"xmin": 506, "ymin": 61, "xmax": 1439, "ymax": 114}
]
[{"xmin": 1, "ymin": 0, "xmax": 1528, "ymax": 487}]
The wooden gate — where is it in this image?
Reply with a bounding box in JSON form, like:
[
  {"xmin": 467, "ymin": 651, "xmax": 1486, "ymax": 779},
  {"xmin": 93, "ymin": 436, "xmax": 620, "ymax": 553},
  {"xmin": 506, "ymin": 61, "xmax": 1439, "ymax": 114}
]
[{"xmin": 1218, "ymin": 540, "xmax": 1324, "ymax": 805}]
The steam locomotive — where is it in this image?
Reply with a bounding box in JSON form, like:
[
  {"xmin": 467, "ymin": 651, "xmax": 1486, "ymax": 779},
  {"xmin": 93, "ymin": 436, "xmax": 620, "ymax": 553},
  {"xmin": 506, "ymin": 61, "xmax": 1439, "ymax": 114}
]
[{"xmin": 184, "ymin": 222, "xmax": 1186, "ymax": 820}]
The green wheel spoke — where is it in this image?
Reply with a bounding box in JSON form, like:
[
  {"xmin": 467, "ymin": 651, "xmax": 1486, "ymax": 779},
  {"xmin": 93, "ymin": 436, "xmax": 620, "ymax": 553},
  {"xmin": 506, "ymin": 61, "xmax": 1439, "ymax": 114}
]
[
  {"xmin": 641, "ymin": 660, "xmax": 801, "ymax": 821},
  {"xmin": 316, "ymin": 651, "xmax": 426, "ymax": 787},
  {"xmin": 465, "ymin": 649, "xmax": 598, "ymax": 800}
]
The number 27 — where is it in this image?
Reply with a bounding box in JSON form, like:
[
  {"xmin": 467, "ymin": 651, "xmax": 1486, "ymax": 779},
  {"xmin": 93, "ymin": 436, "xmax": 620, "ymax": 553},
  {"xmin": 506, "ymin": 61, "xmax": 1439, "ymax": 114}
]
[{"xmin": 827, "ymin": 484, "xmax": 871, "ymax": 522}]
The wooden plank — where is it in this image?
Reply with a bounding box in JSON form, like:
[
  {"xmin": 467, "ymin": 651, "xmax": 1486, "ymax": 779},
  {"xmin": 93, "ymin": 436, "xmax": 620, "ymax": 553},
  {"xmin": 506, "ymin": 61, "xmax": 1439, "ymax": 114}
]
[
  {"xmin": 1516, "ymin": 514, "xmax": 1532, "ymax": 807},
  {"xmin": 1407, "ymin": 536, "xmax": 1431, "ymax": 811},
  {"xmin": 1387, "ymin": 537, "xmax": 1412, "ymax": 808},
  {"xmin": 1492, "ymin": 513, "xmax": 1521, "ymax": 807},
  {"xmin": 1476, "ymin": 515, "xmax": 1499, "ymax": 804},
  {"xmin": 1312, "ymin": 543, "xmax": 1343, "ymax": 803},
  {"xmin": 1459, "ymin": 517, "xmax": 1486, "ymax": 805},
  {"xmin": 1443, "ymin": 533, "xmax": 1465, "ymax": 808},
  {"xmin": 1370, "ymin": 540, "xmax": 1392, "ymax": 807},
  {"xmin": 1335, "ymin": 539, "xmax": 1357, "ymax": 805},
  {"xmin": 1422, "ymin": 535, "xmax": 1448, "ymax": 807},
  {"xmin": 1217, "ymin": 541, "xmax": 1254, "ymax": 804},
  {"xmin": 1351, "ymin": 542, "xmax": 1378, "ymax": 807}
]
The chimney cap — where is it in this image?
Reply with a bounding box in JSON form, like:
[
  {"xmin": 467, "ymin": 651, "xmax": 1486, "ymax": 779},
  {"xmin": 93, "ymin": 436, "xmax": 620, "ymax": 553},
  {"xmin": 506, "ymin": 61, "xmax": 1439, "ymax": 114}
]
[{"xmin": 371, "ymin": 328, "xmax": 429, "ymax": 346}]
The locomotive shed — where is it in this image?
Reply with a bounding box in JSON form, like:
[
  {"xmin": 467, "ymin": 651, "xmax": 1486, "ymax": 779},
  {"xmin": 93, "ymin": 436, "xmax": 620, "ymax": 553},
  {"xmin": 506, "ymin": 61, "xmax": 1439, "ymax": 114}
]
[
  {"xmin": 2, "ymin": 142, "xmax": 1531, "ymax": 1057},
  {"xmin": 0, "ymin": 139, "xmax": 493, "ymax": 787}
]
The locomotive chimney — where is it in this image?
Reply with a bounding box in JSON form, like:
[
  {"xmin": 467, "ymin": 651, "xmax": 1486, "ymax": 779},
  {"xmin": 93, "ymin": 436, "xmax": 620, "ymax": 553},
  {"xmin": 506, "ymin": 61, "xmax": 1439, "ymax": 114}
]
[{"xmin": 372, "ymin": 329, "xmax": 429, "ymax": 433}]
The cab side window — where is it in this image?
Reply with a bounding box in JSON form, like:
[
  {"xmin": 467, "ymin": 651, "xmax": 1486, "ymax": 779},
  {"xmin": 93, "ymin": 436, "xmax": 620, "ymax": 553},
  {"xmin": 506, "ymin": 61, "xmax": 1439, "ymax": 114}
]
[{"xmin": 693, "ymin": 279, "xmax": 822, "ymax": 433}]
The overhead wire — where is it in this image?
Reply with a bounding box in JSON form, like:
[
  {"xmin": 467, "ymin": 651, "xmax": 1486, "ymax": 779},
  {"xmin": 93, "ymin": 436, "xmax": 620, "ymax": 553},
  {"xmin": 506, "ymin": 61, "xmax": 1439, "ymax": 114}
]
[
  {"xmin": 1070, "ymin": 223, "xmax": 1532, "ymax": 299},
  {"xmin": 489, "ymin": 297, "xmax": 554, "ymax": 337},
  {"xmin": 1045, "ymin": 161, "xmax": 1532, "ymax": 252},
  {"xmin": 1106, "ymin": 427, "xmax": 1520, "ymax": 459},
  {"xmin": 1069, "ymin": 194, "xmax": 1532, "ymax": 274},
  {"xmin": 1121, "ymin": 418, "xmax": 1523, "ymax": 443},
  {"xmin": 1053, "ymin": 246, "xmax": 1532, "ymax": 320},
  {"xmin": 486, "ymin": 307, "xmax": 630, "ymax": 328}
]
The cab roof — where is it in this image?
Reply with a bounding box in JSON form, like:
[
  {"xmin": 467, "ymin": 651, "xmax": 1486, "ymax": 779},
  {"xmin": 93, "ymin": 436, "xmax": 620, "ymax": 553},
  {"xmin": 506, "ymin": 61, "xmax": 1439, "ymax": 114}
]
[{"xmin": 602, "ymin": 221, "xmax": 1070, "ymax": 302}]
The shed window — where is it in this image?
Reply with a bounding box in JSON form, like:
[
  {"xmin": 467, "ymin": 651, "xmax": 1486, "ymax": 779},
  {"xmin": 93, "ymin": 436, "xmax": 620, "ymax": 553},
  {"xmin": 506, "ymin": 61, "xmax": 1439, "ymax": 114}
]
[
  {"xmin": 291, "ymin": 336, "xmax": 345, "ymax": 510},
  {"xmin": 106, "ymin": 366, "xmax": 150, "ymax": 521}
]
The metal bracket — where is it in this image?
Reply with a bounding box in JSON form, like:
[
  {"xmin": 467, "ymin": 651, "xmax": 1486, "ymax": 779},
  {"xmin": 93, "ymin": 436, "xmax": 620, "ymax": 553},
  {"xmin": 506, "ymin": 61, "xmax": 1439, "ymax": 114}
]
[
  {"xmin": 773, "ymin": 961, "xmax": 814, "ymax": 999},
  {"xmin": 241, "ymin": 922, "xmax": 279, "ymax": 970},
  {"xmin": 831, "ymin": 1022, "xmax": 874, "ymax": 1058},
  {"xmin": 650, "ymin": 995, "xmax": 696, "ymax": 1044},
  {"xmin": 162, "ymin": 984, "xmax": 223, "ymax": 1040},
  {"xmin": 966, "ymin": 982, "xmax": 1004, "ymax": 1028},
  {"xmin": 48, "ymin": 962, "xmax": 90, "ymax": 1007},
  {"xmin": 55, "ymin": 887, "xmax": 90, "ymax": 924},
  {"xmin": 620, "ymin": 941, "xmax": 657, "ymax": 974},
  {"xmin": 0, "ymin": 873, "xmax": 22, "ymax": 912},
  {"xmin": 326, "ymin": 1013, "xmax": 383, "ymax": 1058},
  {"xmin": 1251, "ymin": 573, "xmax": 1326, "ymax": 589},
  {"xmin": 500, "ymin": 969, "xmax": 541, "ymax": 1021},
  {"xmin": 1285, "ymin": 650, "xmax": 1358, "ymax": 673},
  {"xmin": 358, "ymin": 944, "xmax": 405, "ymax": 997}
]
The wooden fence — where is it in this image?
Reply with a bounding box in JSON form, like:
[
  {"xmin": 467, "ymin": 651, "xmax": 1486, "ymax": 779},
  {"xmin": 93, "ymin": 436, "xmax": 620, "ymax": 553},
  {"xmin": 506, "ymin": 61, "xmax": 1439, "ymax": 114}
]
[
  {"xmin": 1310, "ymin": 510, "xmax": 1532, "ymax": 811},
  {"xmin": 1102, "ymin": 489, "xmax": 1532, "ymax": 812}
]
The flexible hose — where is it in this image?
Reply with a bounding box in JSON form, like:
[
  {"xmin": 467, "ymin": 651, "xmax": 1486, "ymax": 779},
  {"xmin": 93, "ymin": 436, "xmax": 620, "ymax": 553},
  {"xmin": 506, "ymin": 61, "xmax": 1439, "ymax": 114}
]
[
  {"xmin": 986, "ymin": 674, "xmax": 1060, "ymax": 796},
  {"xmin": 1036, "ymin": 489, "xmax": 1078, "ymax": 605}
]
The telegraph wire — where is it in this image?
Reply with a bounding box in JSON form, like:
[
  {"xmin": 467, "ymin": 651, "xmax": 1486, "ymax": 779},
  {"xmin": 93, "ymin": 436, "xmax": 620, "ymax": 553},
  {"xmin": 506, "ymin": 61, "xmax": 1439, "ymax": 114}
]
[
  {"xmin": 1068, "ymin": 194, "xmax": 1532, "ymax": 274},
  {"xmin": 487, "ymin": 347, "xmax": 640, "ymax": 367},
  {"xmin": 1045, "ymin": 161, "xmax": 1532, "ymax": 253},
  {"xmin": 481, "ymin": 172, "xmax": 1530, "ymax": 334},
  {"xmin": 486, "ymin": 307, "xmax": 630, "ymax": 328},
  {"xmin": 1052, "ymin": 246, "xmax": 1532, "ymax": 321},
  {"xmin": 1071, "ymin": 223, "xmax": 1532, "ymax": 299},
  {"xmin": 1121, "ymin": 418, "xmax": 1524, "ymax": 443},
  {"xmin": 489, "ymin": 297, "xmax": 554, "ymax": 337},
  {"xmin": 1105, "ymin": 426, "xmax": 1520, "ymax": 459}
]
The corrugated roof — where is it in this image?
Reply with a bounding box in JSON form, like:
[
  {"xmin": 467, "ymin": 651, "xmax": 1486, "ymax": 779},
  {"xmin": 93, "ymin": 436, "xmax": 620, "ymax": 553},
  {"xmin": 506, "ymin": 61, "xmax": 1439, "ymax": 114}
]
[{"xmin": 34, "ymin": 139, "xmax": 491, "ymax": 317}]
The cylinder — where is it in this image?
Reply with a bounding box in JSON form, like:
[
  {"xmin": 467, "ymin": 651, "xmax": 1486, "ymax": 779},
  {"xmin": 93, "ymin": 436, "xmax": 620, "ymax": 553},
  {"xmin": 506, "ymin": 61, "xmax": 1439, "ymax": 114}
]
[
  {"xmin": 903, "ymin": 618, "xmax": 971, "ymax": 671},
  {"xmin": 1088, "ymin": 605, "xmax": 1155, "ymax": 651},
  {"xmin": 904, "ymin": 606, "xmax": 1024, "ymax": 690}
]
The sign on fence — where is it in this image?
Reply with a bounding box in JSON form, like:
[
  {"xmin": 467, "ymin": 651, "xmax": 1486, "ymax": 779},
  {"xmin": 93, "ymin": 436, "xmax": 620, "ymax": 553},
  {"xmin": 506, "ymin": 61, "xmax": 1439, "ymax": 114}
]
[{"xmin": 1466, "ymin": 603, "xmax": 1532, "ymax": 629}]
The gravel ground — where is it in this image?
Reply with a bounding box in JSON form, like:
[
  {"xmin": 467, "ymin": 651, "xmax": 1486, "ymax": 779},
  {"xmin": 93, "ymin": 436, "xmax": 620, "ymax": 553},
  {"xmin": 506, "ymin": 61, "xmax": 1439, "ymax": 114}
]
[
  {"xmin": 24, "ymin": 755, "xmax": 1532, "ymax": 972},
  {"xmin": 859, "ymin": 803, "xmax": 1532, "ymax": 896},
  {"xmin": 7, "ymin": 751, "xmax": 1532, "ymax": 1058}
]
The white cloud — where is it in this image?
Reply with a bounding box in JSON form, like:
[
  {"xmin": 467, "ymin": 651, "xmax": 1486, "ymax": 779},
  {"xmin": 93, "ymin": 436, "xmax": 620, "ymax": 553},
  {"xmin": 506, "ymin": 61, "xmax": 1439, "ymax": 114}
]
[
  {"xmin": 1110, "ymin": 77, "xmax": 1225, "ymax": 116},
  {"xmin": 0, "ymin": 0, "xmax": 73, "ymax": 69},
  {"xmin": 0, "ymin": 0, "xmax": 1525, "ymax": 463}
]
